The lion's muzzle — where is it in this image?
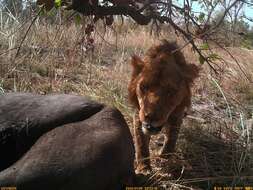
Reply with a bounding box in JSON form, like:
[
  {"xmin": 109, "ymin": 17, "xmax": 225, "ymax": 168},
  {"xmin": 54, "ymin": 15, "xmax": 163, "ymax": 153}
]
[{"xmin": 141, "ymin": 122, "xmax": 162, "ymax": 135}]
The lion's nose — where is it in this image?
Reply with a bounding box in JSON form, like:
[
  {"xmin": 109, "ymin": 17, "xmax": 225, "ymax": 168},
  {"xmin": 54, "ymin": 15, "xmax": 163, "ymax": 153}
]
[
  {"xmin": 142, "ymin": 122, "xmax": 152, "ymax": 130},
  {"xmin": 144, "ymin": 112, "xmax": 152, "ymax": 123},
  {"xmin": 142, "ymin": 122, "xmax": 162, "ymax": 133}
]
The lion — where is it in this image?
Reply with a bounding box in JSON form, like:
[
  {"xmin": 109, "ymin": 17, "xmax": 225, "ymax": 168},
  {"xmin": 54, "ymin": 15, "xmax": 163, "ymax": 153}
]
[{"xmin": 128, "ymin": 40, "xmax": 199, "ymax": 174}]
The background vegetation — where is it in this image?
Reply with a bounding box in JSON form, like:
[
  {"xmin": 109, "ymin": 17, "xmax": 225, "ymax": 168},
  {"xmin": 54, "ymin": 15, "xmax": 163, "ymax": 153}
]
[{"xmin": 0, "ymin": 0, "xmax": 253, "ymax": 189}]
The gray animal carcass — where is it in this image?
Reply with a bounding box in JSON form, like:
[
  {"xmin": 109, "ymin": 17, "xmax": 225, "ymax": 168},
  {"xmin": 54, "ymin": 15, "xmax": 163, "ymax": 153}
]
[{"xmin": 0, "ymin": 93, "xmax": 135, "ymax": 190}]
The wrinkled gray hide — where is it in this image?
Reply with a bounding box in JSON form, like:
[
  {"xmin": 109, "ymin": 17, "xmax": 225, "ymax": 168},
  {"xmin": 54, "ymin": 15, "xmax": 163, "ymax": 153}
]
[
  {"xmin": 0, "ymin": 93, "xmax": 104, "ymax": 171},
  {"xmin": 0, "ymin": 93, "xmax": 135, "ymax": 190}
]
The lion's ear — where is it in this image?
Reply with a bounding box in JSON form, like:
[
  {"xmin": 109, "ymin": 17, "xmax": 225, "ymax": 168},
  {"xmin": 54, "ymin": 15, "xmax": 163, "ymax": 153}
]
[
  {"xmin": 131, "ymin": 55, "xmax": 144, "ymax": 77},
  {"xmin": 183, "ymin": 64, "xmax": 200, "ymax": 84}
]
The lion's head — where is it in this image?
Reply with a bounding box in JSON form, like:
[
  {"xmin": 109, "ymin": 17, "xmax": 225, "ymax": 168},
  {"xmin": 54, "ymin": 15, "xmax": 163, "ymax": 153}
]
[{"xmin": 128, "ymin": 40, "xmax": 199, "ymax": 135}]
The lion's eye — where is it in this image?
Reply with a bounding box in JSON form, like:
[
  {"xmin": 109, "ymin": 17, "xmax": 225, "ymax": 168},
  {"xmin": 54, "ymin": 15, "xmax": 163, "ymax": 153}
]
[
  {"xmin": 167, "ymin": 90, "xmax": 173, "ymax": 96},
  {"xmin": 140, "ymin": 84, "xmax": 148, "ymax": 92}
]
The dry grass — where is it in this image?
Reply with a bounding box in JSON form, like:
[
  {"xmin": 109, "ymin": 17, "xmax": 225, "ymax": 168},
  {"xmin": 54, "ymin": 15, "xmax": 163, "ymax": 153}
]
[{"xmin": 0, "ymin": 9, "xmax": 253, "ymax": 189}]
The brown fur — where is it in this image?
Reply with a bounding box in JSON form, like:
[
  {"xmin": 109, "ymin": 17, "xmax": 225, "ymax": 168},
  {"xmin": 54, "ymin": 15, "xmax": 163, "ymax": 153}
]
[{"xmin": 128, "ymin": 40, "xmax": 199, "ymax": 173}]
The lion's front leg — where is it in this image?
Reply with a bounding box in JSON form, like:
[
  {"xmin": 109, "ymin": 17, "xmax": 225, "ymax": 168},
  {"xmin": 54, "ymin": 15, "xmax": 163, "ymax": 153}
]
[
  {"xmin": 159, "ymin": 105, "xmax": 186, "ymax": 158},
  {"xmin": 133, "ymin": 113, "xmax": 151, "ymax": 174},
  {"xmin": 159, "ymin": 124, "xmax": 180, "ymax": 158}
]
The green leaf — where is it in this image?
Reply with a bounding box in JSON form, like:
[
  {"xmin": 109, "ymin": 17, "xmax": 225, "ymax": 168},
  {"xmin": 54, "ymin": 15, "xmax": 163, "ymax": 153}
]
[
  {"xmin": 199, "ymin": 55, "xmax": 205, "ymax": 65},
  {"xmin": 74, "ymin": 14, "xmax": 82, "ymax": 25},
  {"xmin": 200, "ymin": 43, "xmax": 209, "ymax": 50},
  {"xmin": 55, "ymin": 0, "xmax": 62, "ymax": 8},
  {"xmin": 198, "ymin": 12, "xmax": 205, "ymax": 22},
  {"xmin": 39, "ymin": 6, "xmax": 47, "ymax": 16},
  {"xmin": 47, "ymin": 8, "xmax": 57, "ymax": 17},
  {"xmin": 208, "ymin": 53, "xmax": 220, "ymax": 61}
]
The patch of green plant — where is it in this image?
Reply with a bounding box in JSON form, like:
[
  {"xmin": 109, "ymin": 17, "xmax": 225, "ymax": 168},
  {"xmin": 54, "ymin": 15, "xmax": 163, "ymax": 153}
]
[
  {"xmin": 0, "ymin": 80, "xmax": 4, "ymax": 94},
  {"xmin": 241, "ymin": 39, "xmax": 253, "ymax": 49}
]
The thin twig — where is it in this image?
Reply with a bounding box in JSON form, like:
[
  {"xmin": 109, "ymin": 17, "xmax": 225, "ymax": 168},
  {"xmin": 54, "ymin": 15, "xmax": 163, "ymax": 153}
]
[
  {"xmin": 15, "ymin": 7, "xmax": 43, "ymax": 58},
  {"xmin": 210, "ymin": 39, "xmax": 252, "ymax": 82}
]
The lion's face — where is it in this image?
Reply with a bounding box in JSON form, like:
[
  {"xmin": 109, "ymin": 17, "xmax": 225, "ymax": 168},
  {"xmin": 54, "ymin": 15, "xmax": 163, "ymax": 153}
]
[{"xmin": 135, "ymin": 64, "xmax": 187, "ymax": 135}]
